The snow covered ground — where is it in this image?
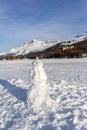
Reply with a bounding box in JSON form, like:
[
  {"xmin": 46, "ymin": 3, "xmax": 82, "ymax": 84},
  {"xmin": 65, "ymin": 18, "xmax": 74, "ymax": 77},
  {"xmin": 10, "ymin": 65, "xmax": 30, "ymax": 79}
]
[{"xmin": 0, "ymin": 58, "xmax": 87, "ymax": 130}]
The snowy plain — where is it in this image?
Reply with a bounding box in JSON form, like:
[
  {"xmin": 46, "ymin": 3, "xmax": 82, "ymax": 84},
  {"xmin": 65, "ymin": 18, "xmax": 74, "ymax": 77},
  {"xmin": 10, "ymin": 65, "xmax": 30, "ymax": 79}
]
[{"xmin": 0, "ymin": 58, "xmax": 87, "ymax": 130}]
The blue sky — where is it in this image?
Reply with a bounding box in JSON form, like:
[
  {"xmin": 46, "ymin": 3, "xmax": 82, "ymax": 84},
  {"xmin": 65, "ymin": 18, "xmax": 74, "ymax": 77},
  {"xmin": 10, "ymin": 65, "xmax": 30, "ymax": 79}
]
[{"xmin": 0, "ymin": 0, "xmax": 87, "ymax": 52}]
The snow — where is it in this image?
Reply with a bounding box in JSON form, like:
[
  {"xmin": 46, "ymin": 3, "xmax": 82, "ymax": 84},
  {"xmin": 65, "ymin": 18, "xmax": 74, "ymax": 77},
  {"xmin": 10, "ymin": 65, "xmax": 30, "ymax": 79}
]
[
  {"xmin": 0, "ymin": 58, "xmax": 87, "ymax": 130},
  {"xmin": 0, "ymin": 52, "xmax": 7, "ymax": 56},
  {"xmin": 61, "ymin": 32, "xmax": 87, "ymax": 46},
  {"xmin": 71, "ymin": 32, "xmax": 87, "ymax": 44},
  {"xmin": 9, "ymin": 40, "xmax": 59, "ymax": 56},
  {"xmin": 27, "ymin": 57, "xmax": 50, "ymax": 108}
]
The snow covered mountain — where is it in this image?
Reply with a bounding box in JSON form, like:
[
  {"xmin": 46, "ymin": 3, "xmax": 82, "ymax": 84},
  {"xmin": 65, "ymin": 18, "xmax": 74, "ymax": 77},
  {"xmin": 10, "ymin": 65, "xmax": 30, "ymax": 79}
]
[
  {"xmin": 60, "ymin": 32, "xmax": 87, "ymax": 46},
  {"xmin": 0, "ymin": 32, "xmax": 87, "ymax": 59},
  {"xmin": 73, "ymin": 32, "xmax": 87, "ymax": 42},
  {"xmin": 9, "ymin": 39, "xmax": 60, "ymax": 56}
]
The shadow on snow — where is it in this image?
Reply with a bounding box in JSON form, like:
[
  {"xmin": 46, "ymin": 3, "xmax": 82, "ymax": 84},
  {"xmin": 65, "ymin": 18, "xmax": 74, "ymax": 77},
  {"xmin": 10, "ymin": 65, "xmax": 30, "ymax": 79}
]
[{"xmin": 0, "ymin": 79, "xmax": 27, "ymax": 103}]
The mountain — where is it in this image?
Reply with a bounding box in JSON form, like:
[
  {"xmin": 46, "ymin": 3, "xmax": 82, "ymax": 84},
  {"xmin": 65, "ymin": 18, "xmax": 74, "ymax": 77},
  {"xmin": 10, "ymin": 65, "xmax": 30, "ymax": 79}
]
[
  {"xmin": 0, "ymin": 32, "xmax": 87, "ymax": 60},
  {"xmin": 58, "ymin": 32, "xmax": 87, "ymax": 46},
  {"xmin": 9, "ymin": 40, "xmax": 60, "ymax": 56},
  {"xmin": 0, "ymin": 39, "xmax": 60, "ymax": 58}
]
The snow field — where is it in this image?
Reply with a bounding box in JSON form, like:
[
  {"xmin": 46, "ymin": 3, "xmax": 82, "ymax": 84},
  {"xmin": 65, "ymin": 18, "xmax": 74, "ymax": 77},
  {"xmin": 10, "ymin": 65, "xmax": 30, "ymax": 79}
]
[{"xmin": 0, "ymin": 58, "xmax": 87, "ymax": 130}]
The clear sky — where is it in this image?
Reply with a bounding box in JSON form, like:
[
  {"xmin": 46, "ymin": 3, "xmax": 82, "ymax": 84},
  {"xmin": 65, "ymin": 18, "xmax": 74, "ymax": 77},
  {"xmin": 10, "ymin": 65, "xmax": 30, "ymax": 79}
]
[{"xmin": 0, "ymin": 0, "xmax": 87, "ymax": 52}]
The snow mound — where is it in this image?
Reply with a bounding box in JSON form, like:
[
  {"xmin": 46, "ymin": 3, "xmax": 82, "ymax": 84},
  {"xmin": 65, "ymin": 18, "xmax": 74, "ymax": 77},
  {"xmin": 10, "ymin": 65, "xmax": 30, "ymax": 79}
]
[{"xmin": 27, "ymin": 58, "xmax": 53, "ymax": 108}]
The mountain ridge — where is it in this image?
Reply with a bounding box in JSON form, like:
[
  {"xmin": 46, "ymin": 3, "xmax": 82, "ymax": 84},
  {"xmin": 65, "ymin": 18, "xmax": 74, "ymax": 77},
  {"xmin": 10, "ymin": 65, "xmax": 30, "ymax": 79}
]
[{"xmin": 0, "ymin": 32, "xmax": 87, "ymax": 59}]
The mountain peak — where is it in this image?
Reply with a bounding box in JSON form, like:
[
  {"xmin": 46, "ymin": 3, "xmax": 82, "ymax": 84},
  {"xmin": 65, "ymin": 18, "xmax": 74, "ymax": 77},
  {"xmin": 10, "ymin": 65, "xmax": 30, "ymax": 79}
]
[
  {"xmin": 30, "ymin": 40, "xmax": 44, "ymax": 44},
  {"xmin": 74, "ymin": 32, "xmax": 87, "ymax": 40},
  {"xmin": 70, "ymin": 32, "xmax": 87, "ymax": 45},
  {"xmin": 46, "ymin": 39, "xmax": 60, "ymax": 43}
]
